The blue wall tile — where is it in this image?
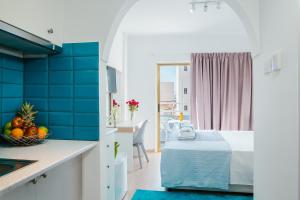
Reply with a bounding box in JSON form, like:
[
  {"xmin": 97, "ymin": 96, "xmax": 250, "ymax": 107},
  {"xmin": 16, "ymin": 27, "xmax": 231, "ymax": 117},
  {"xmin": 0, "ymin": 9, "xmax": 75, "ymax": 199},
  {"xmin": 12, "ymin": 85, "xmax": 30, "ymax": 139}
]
[
  {"xmin": 49, "ymin": 57, "xmax": 73, "ymax": 71},
  {"xmin": 24, "ymin": 59, "xmax": 48, "ymax": 72},
  {"xmin": 49, "ymin": 71, "xmax": 73, "ymax": 85},
  {"xmin": 74, "ymin": 57, "xmax": 99, "ymax": 70},
  {"xmin": 3, "ymin": 69, "xmax": 23, "ymax": 84},
  {"xmin": 2, "ymin": 84, "xmax": 23, "ymax": 98},
  {"xmin": 1, "ymin": 113, "xmax": 16, "ymax": 126},
  {"xmin": 23, "ymin": 42, "xmax": 100, "ymax": 141},
  {"xmin": 74, "ymin": 71, "xmax": 98, "ymax": 85},
  {"xmin": 49, "ymin": 112, "xmax": 73, "ymax": 126},
  {"xmin": 74, "ymin": 99, "xmax": 99, "ymax": 113},
  {"xmin": 49, "ymin": 126, "xmax": 73, "ymax": 140},
  {"xmin": 35, "ymin": 112, "xmax": 48, "ymax": 125},
  {"xmin": 24, "ymin": 86, "xmax": 48, "ymax": 98},
  {"xmin": 49, "ymin": 99, "xmax": 73, "ymax": 112},
  {"xmin": 74, "ymin": 86, "xmax": 99, "ymax": 98},
  {"xmin": 72, "ymin": 42, "xmax": 99, "ymax": 56},
  {"xmin": 2, "ymin": 98, "xmax": 22, "ymax": 113},
  {"xmin": 74, "ymin": 113, "xmax": 99, "ymax": 127},
  {"xmin": 24, "ymin": 71, "xmax": 48, "ymax": 84},
  {"xmin": 24, "ymin": 98, "xmax": 48, "ymax": 112},
  {"xmin": 49, "ymin": 86, "xmax": 73, "ymax": 98},
  {"xmin": 2, "ymin": 55, "xmax": 23, "ymax": 71}
]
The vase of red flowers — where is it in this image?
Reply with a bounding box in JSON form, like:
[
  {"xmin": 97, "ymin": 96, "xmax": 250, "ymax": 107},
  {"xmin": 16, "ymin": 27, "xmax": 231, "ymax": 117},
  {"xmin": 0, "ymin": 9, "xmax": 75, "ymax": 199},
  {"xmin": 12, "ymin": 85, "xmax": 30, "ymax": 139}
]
[
  {"xmin": 110, "ymin": 99, "xmax": 120, "ymax": 128},
  {"xmin": 126, "ymin": 99, "xmax": 139, "ymax": 121}
]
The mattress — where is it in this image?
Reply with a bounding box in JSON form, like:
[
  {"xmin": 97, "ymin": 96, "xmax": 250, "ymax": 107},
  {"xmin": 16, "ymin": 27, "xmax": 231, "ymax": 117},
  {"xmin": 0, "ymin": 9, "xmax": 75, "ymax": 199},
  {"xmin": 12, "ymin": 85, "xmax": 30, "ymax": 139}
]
[
  {"xmin": 220, "ymin": 131, "xmax": 254, "ymax": 186},
  {"xmin": 161, "ymin": 131, "xmax": 254, "ymax": 190}
]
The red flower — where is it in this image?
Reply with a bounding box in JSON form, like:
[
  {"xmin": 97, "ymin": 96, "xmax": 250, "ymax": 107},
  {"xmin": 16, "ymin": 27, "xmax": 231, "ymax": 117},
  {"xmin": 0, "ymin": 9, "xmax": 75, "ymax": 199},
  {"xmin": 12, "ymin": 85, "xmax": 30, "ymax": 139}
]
[
  {"xmin": 113, "ymin": 99, "xmax": 120, "ymax": 107},
  {"xmin": 126, "ymin": 99, "xmax": 140, "ymax": 111}
]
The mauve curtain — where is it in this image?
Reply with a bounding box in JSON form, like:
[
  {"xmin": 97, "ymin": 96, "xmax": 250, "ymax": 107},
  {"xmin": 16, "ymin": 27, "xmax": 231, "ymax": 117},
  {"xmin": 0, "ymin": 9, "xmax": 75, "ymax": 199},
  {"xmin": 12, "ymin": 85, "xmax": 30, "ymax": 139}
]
[{"xmin": 190, "ymin": 52, "xmax": 253, "ymax": 131}]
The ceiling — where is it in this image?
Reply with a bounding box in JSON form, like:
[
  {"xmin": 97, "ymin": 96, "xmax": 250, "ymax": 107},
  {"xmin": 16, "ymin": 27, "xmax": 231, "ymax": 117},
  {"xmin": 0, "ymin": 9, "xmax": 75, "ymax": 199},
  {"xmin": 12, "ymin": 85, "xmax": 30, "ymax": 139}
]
[{"xmin": 118, "ymin": 0, "xmax": 247, "ymax": 36}]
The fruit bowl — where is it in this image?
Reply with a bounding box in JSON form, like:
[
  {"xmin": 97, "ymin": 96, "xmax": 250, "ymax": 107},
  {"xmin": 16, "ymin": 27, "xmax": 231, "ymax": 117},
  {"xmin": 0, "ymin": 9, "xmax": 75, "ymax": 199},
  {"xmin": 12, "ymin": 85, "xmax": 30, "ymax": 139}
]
[
  {"xmin": 0, "ymin": 133, "xmax": 49, "ymax": 146},
  {"xmin": 1, "ymin": 102, "xmax": 49, "ymax": 146}
]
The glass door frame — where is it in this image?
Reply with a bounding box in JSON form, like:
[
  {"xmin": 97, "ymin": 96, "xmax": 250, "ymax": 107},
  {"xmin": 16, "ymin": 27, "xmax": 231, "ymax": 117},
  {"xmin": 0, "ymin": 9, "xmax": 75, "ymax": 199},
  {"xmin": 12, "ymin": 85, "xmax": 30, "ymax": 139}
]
[{"xmin": 156, "ymin": 63, "xmax": 190, "ymax": 152}]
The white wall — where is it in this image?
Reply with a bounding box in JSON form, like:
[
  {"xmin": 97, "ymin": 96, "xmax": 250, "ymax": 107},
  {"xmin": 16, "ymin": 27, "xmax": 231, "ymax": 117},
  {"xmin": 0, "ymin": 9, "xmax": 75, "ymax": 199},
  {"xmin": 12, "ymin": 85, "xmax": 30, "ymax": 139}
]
[
  {"xmin": 108, "ymin": 31, "xmax": 125, "ymax": 72},
  {"xmin": 126, "ymin": 34, "xmax": 251, "ymax": 150},
  {"xmin": 254, "ymin": 0, "xmax": 300, "ymax": 199}
]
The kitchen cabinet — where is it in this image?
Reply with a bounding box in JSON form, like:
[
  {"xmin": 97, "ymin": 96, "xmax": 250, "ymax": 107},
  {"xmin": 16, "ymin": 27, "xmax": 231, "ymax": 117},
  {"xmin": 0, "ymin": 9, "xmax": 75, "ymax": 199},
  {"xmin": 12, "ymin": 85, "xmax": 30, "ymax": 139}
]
[
  {"xmin": 0, "ymin": 0, "xmax": 64, "ymax": 46},
  {"xmin": 100, "ymin": 129, "xmax": 117, "ymax": 200},
  {"xmin": 1, "ymin": 157, "xmax": 82, "ymax": 200}
]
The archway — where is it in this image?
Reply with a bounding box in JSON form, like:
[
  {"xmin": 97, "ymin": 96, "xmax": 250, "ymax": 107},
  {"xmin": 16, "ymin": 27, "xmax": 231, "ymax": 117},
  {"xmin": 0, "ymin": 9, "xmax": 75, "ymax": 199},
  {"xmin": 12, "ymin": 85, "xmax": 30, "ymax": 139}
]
[{"xmin": 102, "ymin": 0, "xmax": 259, "ymax": 63}]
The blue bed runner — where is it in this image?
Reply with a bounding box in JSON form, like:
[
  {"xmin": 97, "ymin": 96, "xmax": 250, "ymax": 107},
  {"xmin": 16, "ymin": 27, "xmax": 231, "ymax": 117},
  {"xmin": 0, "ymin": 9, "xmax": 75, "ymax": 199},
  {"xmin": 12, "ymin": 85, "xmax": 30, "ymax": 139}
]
[{"xmin": 161, "ymin": 133, "xmax": 231, "ymax": 190}]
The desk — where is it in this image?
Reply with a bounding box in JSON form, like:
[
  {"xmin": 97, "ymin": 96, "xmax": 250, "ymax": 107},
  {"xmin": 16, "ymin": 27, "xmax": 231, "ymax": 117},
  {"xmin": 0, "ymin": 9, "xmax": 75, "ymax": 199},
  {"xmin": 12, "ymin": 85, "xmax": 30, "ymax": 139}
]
[{"xmin": 108, "ymin": 121, "xmax": 142, "ymax": 171}]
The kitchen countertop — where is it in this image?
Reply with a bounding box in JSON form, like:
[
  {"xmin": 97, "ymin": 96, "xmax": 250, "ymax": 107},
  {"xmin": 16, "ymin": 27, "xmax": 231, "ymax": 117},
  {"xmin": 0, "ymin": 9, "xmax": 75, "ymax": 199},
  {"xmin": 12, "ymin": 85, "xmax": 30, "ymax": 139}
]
[{"xmin": 0, "ymin": 139, "xmax": 98, "ymax": 196}]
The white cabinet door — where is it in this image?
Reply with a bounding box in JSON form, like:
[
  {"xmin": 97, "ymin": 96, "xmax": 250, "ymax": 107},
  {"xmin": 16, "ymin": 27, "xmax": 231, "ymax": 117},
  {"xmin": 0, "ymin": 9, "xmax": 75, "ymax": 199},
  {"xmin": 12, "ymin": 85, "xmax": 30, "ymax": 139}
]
[
  {"xmin": 100, "ymin": 132, "xmax": 115, "ymax": 200},
  {"xmin": 1, "ymin": 181, "xmax": 36, "ymax": 200},
  {"xmin": 115, "ymin": 133, "xmax": 134, "ymax": 171},
  {"xmin": 36, "ymin": 157, "xmax": 82, "ymax": 200},
  {"xmin": 0, "ymin": 0, "xmax": 64, "ymax": 46}
]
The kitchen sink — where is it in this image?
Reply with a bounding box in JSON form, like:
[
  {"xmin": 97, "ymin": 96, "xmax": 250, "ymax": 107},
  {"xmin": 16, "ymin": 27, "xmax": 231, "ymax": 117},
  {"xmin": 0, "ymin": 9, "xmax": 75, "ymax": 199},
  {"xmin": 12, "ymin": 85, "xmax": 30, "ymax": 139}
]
[{"xmin": 0, "ymin": 159, "xmax": 36, "ymax": 177}]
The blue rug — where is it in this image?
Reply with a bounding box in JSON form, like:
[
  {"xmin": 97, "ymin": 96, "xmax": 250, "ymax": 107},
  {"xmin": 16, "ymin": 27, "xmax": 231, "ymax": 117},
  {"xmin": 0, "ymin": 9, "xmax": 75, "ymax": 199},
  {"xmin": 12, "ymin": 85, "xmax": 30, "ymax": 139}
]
[{"xmin": 132, "ymin": 190, "xmax": 253, "ymax": 200}]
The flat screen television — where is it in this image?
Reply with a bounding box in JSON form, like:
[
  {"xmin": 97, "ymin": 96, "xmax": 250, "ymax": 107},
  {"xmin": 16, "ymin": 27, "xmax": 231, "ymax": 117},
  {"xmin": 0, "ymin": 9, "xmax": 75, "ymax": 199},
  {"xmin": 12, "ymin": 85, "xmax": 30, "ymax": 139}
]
[{"xmin": 107, "ymin": 66, "xmax": 117, "ymax": 93}]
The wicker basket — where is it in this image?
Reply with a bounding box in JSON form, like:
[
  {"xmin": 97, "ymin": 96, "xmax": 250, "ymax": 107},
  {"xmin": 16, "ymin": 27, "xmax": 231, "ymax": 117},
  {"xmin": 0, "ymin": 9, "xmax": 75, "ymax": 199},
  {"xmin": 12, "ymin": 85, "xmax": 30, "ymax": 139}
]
[{"xmin": 0, "ymin": 134, "xmax": 48, "ymax": 146}]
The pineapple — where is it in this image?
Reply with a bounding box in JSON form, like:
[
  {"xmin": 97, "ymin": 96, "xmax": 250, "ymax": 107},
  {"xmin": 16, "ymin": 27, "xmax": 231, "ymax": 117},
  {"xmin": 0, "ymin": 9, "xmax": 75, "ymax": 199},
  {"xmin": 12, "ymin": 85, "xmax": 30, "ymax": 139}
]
[{"xmin": 18, "ymin": 102, "xmax": 38, "ymax": 130}]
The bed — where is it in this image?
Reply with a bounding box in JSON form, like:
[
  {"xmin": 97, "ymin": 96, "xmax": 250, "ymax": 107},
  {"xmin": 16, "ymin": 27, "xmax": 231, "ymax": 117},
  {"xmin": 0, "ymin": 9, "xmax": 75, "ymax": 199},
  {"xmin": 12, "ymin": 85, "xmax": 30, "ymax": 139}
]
[{"xmin": 160, "ymin": 130, "xmax": 253, "ymax": 193}]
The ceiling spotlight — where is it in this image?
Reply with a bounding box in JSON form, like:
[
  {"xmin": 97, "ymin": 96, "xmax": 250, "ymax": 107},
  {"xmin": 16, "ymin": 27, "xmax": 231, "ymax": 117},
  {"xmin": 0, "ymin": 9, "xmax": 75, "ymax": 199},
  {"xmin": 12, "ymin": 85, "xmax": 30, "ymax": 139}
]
[
  {"xmin": 204, "ymin": 3, "xmax": 208, "ymax": 12},
  {"xmin": 216, "ymin": 1, "xmax": 221, "ymax": 9},
  {"xmin": 190, "ymin": 3, "xmax": 196, "ymax": 13}
]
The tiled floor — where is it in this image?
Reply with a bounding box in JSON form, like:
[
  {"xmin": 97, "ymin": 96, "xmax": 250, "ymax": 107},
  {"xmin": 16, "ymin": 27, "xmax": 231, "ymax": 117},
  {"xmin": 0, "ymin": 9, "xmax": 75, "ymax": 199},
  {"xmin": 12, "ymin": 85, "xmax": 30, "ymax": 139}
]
[{"xmin": 124, "ymin": 152, "xmax": 165, "ymax": 200}]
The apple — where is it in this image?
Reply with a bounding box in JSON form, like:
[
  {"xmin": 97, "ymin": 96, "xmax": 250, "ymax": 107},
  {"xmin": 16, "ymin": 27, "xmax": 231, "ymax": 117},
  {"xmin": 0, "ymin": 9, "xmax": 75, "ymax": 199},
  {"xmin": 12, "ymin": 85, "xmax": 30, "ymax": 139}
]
[
  {"xmin": 4, "ymin": 122, "xmax": 12, "ymax": 130},
  {"xmin": 12, "ymin": 117, "xmax": 23, "ymax": 128},
  {"xmin": 4, "ymin": 129, "xmax": 11, "ymax": 136}
]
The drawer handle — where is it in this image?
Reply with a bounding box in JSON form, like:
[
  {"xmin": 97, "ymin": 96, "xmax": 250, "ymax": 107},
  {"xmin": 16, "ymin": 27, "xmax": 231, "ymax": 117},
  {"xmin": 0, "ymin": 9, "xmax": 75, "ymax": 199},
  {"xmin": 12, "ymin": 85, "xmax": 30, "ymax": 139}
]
[
  {"xmin": 106, "ymin": 165, "xmax": 110, "ymax": 168},
  {"xmin": 31, "ymin": 178, "xmax": 38, "ymax": 184},
  {"xmin": 30, "ymin": 173, "xmax": 47, "ymax": 184},
  {"xmin": 107, "ymin": 185, "xmax": 110, "ymax": 189},
  {"xmin": 47, "ymin": 28, "xmax": 54, "ymax": 34},
  {"xmin": 106, "ymin": 145, "xmax": 110, "ymax": 148}
]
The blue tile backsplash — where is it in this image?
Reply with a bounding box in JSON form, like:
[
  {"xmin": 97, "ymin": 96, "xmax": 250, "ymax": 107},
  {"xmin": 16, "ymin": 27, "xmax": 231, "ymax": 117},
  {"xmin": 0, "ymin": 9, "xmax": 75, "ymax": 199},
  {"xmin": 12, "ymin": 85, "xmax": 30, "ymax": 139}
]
[
  {"xmin": 0, "ymin": 42, "xmax": 99, "ymax": 141},
  {"xmin": 0, "ymin": 54, "xmax": 24, "ymax": 130}
]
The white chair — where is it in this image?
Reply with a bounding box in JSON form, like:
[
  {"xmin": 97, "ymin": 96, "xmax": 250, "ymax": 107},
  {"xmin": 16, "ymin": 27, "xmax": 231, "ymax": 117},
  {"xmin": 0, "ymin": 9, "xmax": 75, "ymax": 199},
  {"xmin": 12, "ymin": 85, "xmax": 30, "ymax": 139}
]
[{"xmin": 133, "ymin": 120, "xmax": 149, "ymax": 169}]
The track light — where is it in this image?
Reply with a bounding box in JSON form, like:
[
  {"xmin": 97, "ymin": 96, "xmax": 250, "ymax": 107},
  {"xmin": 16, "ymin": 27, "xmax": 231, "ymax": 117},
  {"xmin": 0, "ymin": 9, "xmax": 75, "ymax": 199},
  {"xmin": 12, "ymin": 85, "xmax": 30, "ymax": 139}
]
[
  {"xmin": 204, "ymin": 3, "xmax": 208, "ymax": 12},
  {"xmin": 190, "ymin": 3, "xmax": 196, "ymax": 13},
  {"xmin": 189, "ymin": 1, "xmax": 222, "ymax": 13},
  {"xmin": 216, "ymin": 1, "xmax": 221, "ymax": 9}
]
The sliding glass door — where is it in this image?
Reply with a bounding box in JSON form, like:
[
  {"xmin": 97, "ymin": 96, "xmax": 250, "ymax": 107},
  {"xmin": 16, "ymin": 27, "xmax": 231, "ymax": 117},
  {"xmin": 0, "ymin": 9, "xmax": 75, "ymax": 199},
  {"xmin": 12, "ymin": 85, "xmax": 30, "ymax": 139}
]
[{"xmin": 157, "ymin": 63, "xmax": 190, "ymax": 151}]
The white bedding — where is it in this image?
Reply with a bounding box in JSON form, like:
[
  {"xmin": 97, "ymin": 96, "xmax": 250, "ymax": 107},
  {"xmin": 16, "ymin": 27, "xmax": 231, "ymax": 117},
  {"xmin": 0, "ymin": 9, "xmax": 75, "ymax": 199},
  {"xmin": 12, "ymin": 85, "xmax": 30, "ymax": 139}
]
[
  {"xmin": 163, "ymin": 130, "xmax": 254, "ymax": 187},
  {"xmin": 220, "ymin": 131, "xmax": 254, "ymax": 186}
]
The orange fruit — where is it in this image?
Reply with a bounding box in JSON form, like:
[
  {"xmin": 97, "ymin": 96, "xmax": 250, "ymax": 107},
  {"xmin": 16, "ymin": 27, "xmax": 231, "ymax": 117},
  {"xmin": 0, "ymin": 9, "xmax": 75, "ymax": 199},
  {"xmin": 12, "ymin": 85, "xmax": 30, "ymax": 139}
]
[
  {"xmin": 11, "ymin": 128, "xmax": 24, "ymax": 140},
  {"xmin": 37, "ymin": 128, "xmax": 47, "ymax": 139}
]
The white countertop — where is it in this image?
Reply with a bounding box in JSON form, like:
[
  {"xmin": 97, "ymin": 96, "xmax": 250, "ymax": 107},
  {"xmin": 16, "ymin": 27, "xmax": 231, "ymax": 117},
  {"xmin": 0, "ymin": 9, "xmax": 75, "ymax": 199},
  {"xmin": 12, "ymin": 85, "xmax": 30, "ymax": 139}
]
[
  {"xmin": 0, "ymin": 140, "xmax": 98, "ymax": 196},
  {"xmin": 105, "ymin": 128, "xmax": 118, "ymax": 135},
  {"xmin": 106, "ymin": 121, "xmax": 144, "ymax": 133}
]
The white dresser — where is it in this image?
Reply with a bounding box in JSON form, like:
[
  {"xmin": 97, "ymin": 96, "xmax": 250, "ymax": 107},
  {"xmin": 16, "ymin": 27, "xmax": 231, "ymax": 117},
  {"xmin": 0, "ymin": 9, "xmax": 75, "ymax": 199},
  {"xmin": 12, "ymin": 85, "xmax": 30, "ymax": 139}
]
[{"xmin": 100, "ymin": 128, "xmax": 117, "ymax": 200}]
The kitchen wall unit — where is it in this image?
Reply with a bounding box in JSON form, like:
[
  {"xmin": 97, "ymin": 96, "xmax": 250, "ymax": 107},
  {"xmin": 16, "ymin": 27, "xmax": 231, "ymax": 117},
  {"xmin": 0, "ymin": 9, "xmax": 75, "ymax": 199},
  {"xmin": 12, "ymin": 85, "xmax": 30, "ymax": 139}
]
[
  {"xmin": 0, "ymin": 140, "xmax": 98, "ymax": 200},
  {"xmin": 1, "ymin": 157, "xmax": 82, "ymax": 200},
  {"xmin": 0, "ymin": 0, "xmax": 64, "ymax": 46},
  {"xmin": 100, "ymin": 129, "xmax": 116, "ymax": 200}
]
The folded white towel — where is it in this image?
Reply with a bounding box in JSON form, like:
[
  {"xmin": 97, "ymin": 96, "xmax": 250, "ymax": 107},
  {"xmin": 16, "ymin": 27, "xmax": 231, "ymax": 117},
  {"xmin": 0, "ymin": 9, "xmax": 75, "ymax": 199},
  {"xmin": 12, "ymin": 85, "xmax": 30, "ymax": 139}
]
[{"xmin": 178, "ymin": 127, "xmax": 196, "ymax": 140}]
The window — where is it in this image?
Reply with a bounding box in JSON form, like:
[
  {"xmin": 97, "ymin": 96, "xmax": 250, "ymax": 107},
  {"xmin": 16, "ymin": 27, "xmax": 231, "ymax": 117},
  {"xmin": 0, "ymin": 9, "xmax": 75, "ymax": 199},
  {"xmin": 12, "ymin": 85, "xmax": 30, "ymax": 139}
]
[
  {"xmin": 184, "ymin": 88, "xmax": 188, "ymax": 94},
  {"xmin": 184, "ymin": 105, "xmax": 188, "ymax": 111}
]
